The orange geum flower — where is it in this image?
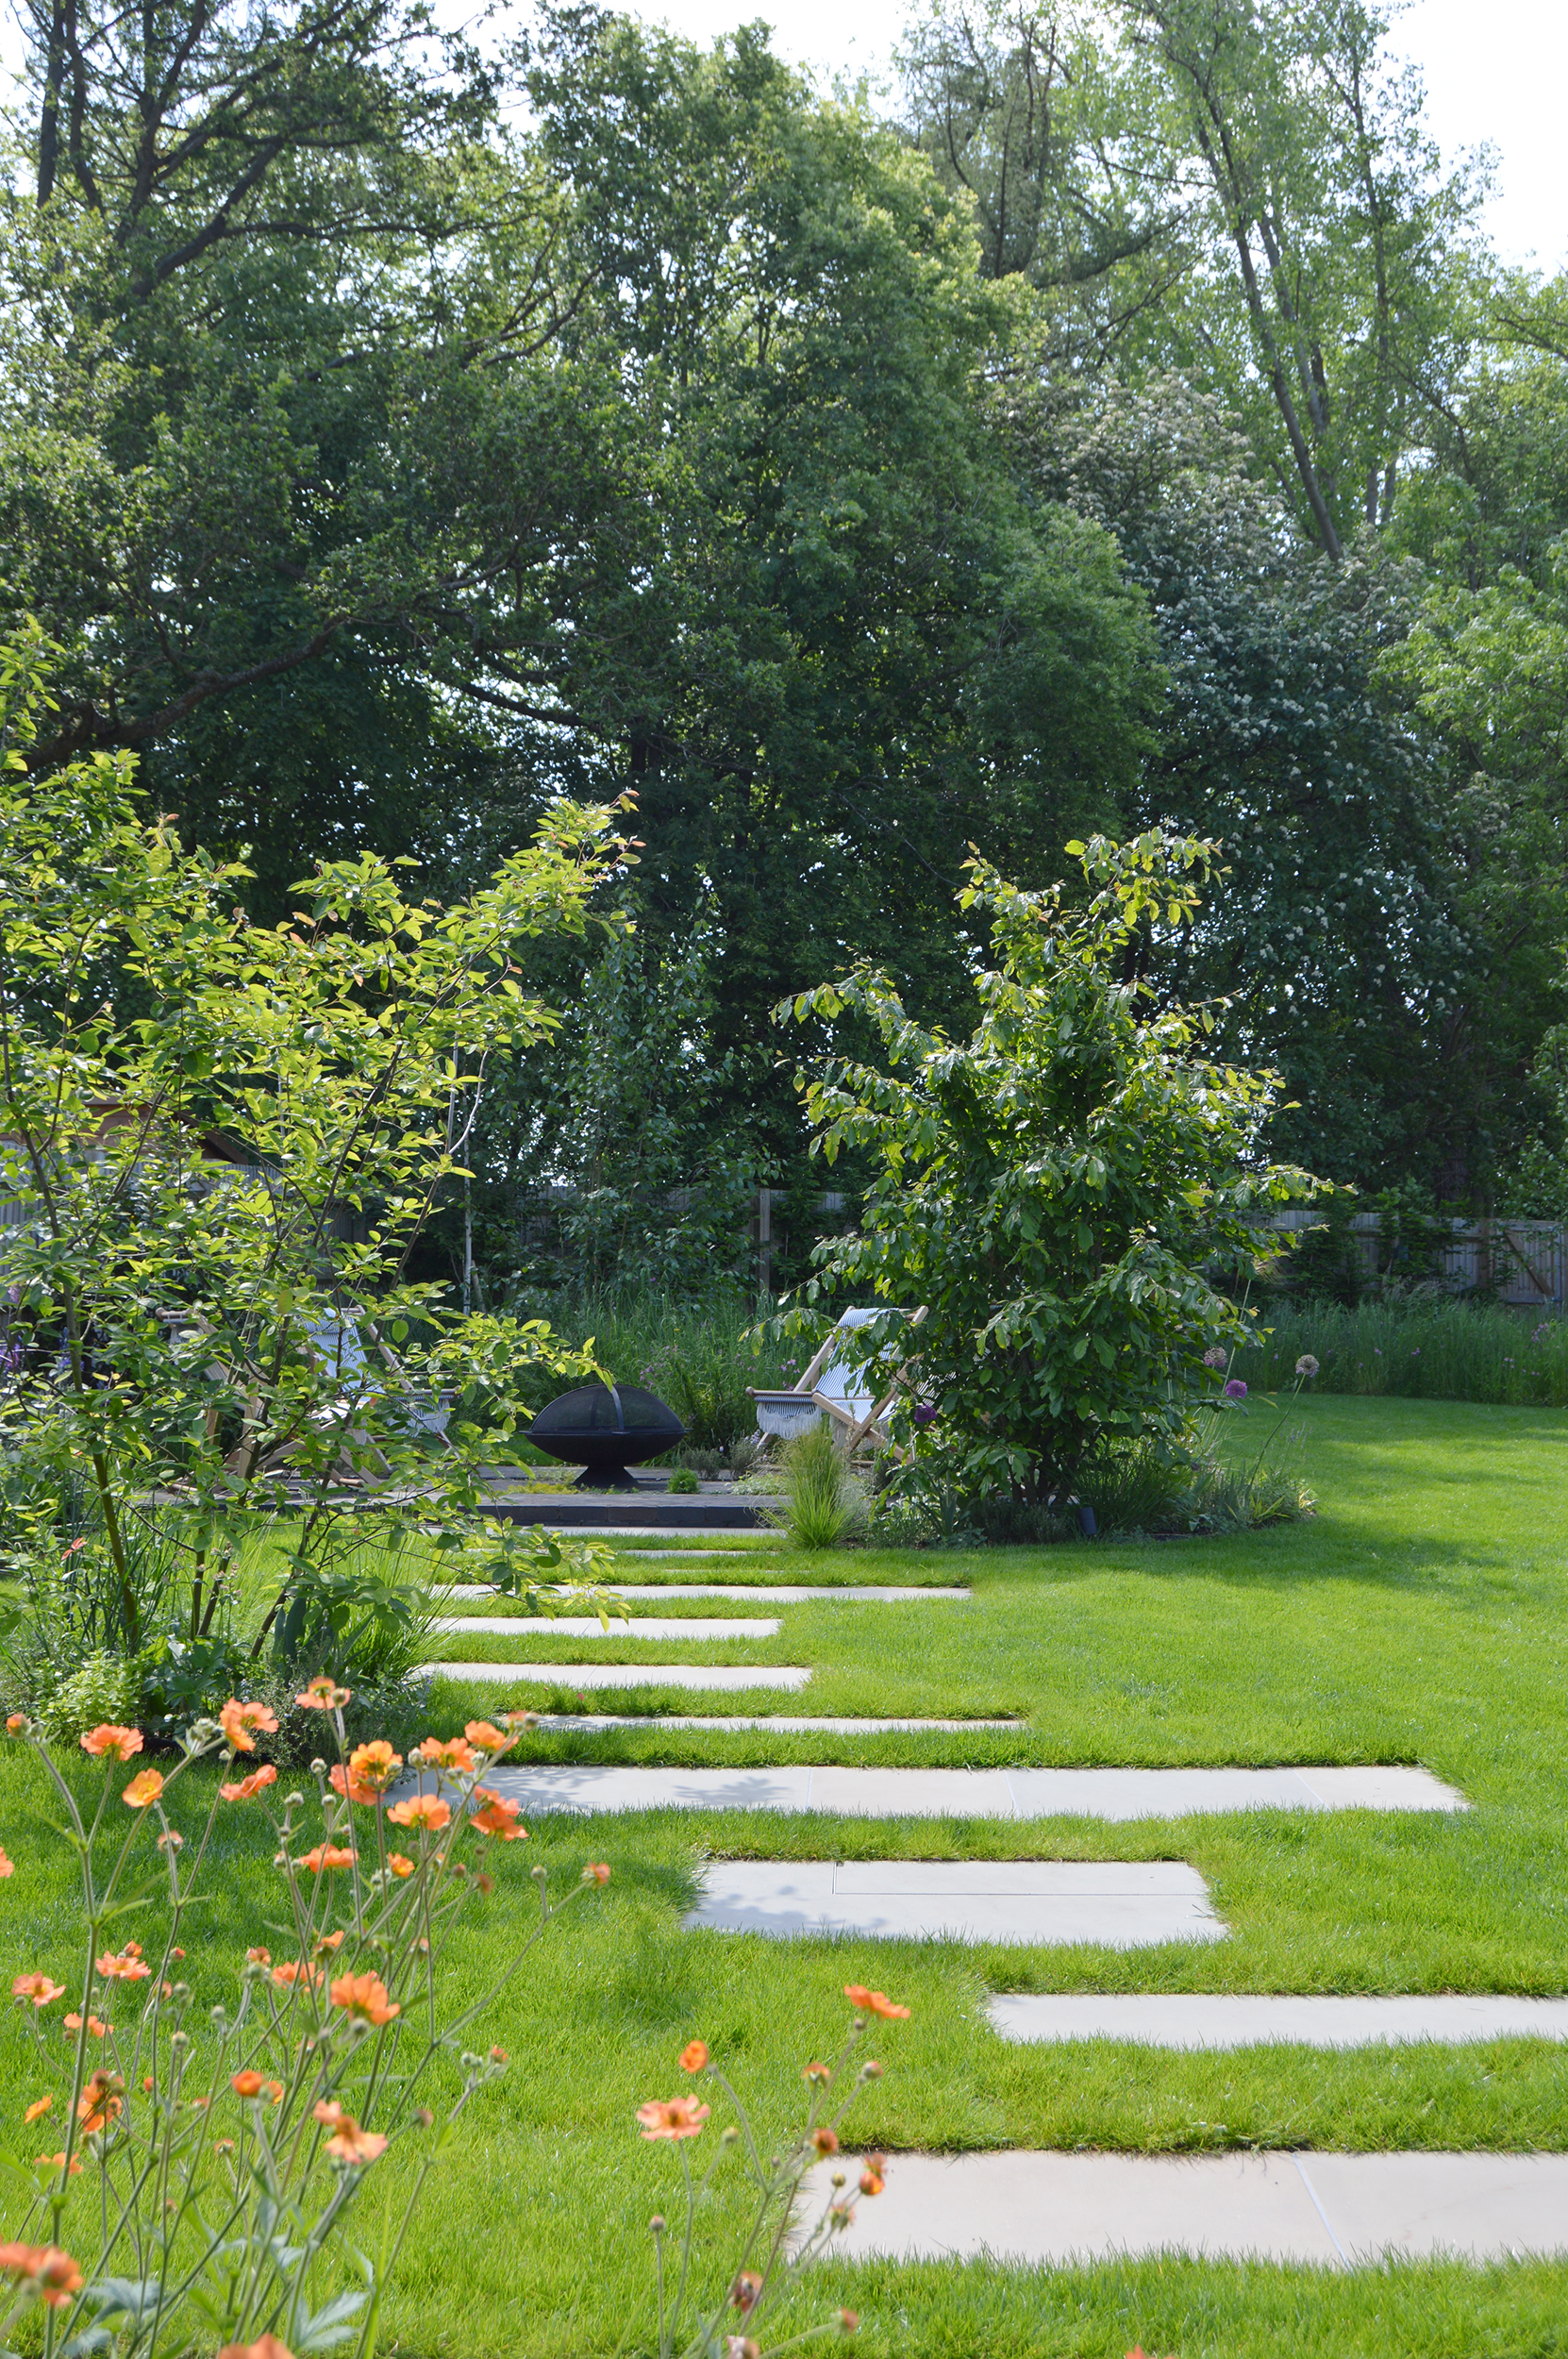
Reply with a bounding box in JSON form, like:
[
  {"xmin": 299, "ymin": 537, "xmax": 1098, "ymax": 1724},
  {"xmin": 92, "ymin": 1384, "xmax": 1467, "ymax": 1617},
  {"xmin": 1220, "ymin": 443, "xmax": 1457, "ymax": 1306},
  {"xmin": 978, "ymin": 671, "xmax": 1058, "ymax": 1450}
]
[
  {"xmin": 386, "ymin": 1794, "xmax": 449, "ymax": 1833},
  {"xmin": 76, "ymin": 2071, "xmax": 124, "ymax": 2134},
  {"xmin": 79, "ymin": 1724, "xmax": 142, "ymax": 1761},
  {"xmin": 231, "ymin": 2070, "xmax": 266, "ymax": 2097},
  {"xmin": 0, "ymin": 1849, "xmax": 14, "ymax": 1878},
  {"xmin": 23, "ymin": 2097, "xmax": 51, "ymax": 2124},
  {"xmin": 859, "ymin": 2154, "xmax": 887, "ymax": 2197},
  {"xmin": 463, "ymin": 1720, "xmax": 509, "ymax": 1751},
  {"xmin": 217, "ymin": 2338, "xmax": 298, "ymax": 2359},
  {"xmin": 220, "ymin": 1765, "xmax": 278, "ymax": 1803},
  {"xmin": 803, "ymin": 2062, "xmax": 831, "ymax": 2085},
  {"xmin": 122, "ymin": 1768, "xmax": 164, "ymax": 1810},
  {"xmin": 312, "ymin": 2100, "xmax": 387, "ymax": 2165},
  {"xmin": 843, "ymin": 1984, "xmax": 910, "ymax": 2020},
  {"xmin": 247, "ymin": 1948, "xmax": 272, "ymax": 1966},
  {"xmin": 582, "ymin": 1861, "xmax": 611, "ymax": 1885},
  {"xmin": 219, "ymin": 1698, "xmax": 279, "ymax": 1754},
  {"xmin": 385, "ymin": 1853, "xmax": 415, "ymax": 1879},
  {"xmin": 298, "ymin": 1845, "xmax": 356, "ymax": 1874},
  {"xmin": 6, "ymin": 1713, "xmax": 27, "ymax": 1732},
  {"xmin": 330, "ymin": 1971, "xmax": 400, "ymax": 2027},
  {"xmin": 33, "ymin": 2152, "xmax": 82, "ymax": 2179},
  {"xmin": 295, "ymin": 1677, "xmax": 351, "ymax": 1711},
  {"xmin": 62, "ymin": 2013, "xmax": 110, "ymax": 2038},
  {"xmin": 312, "ymin": 1930, "xmax": 345, "ymax": 1957},
  {"xmin": 11, "ymin": 1974, "xmax": 64, "ymax": 2009},
  {"xmin": 680, "ymin": 2040, "xmax": 709, "ymax": 2074},
  {"xmin": 470, "ymin": 1795, "xmax": 525, "ymax": 1841},
  {"xmin": 636, "ymin": 2097, "xmax": 710, "ymax": 2141},
  {"xmin": 271, "ymin": 1961, "xmax": 322, "ymax": 1991},
  {"xmin": 729, "ymin": 2271, "xmax": 762, "ymax": 2314},
  {"xmin": 414, "ymin": 1736, "xmax": 477, "ymax": 1771},
  {"xmin": 0, "ymin": 2242, "xmax": 84, "ymax": 2308},
  {"xmin": 96, "ymin": 1950, "xmax": 151, "ymax": 1982},
  {"xmin": 811, "ymin": 2126, "xmax": 839, "ymax": 2157}
]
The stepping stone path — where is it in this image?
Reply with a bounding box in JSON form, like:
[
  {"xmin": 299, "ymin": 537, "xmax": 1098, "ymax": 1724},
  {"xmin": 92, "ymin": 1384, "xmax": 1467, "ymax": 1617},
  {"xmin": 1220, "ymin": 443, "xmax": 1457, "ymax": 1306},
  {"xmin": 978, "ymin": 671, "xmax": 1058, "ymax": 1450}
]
[
  {"xmin": 689, "ymin": 1859, "xmax": 1225, "ymax": 1947},
  {"xmin": 799, "ymin": 2149, "xmax": 1568, "ymax": 2266},
  {"xmin": 429, "ymin": 1565, "xmax": 1558, "ymax": 2265},
  {"xmin": 483, "ymin": 1762, "xmax": 1463, "ymax": 1820},
  {"xmin": 987, "ymin": 1993, "xmax": 1568, "ymax": 2047},
  {"xmin": 514, "ymin": 1714, "xmax": 1021, "ymax": 1732}
]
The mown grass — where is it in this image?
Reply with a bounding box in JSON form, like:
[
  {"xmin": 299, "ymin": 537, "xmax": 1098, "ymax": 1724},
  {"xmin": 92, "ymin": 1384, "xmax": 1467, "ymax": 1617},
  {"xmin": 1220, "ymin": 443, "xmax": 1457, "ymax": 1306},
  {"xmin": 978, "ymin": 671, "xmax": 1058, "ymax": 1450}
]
[{"xmin": 6, "ymin": 1395, "xmax": 1568, "ymax": 2355}]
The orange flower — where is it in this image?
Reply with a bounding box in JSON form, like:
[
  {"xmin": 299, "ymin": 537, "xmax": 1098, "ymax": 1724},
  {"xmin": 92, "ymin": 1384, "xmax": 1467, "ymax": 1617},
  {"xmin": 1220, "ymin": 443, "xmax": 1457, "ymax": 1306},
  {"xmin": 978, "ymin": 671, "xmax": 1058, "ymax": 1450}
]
[
  {"xmin": 0, "ymin": 1849, "xmax": 13, "ymax": 1878},
  {"xmin": 414, "ymin": 1736, "xmax": 476, "ymax": 1771},
  {"xmin": 23, "ymin": 2096, "xmax": 50, "ymax": 2123},
  {"xmin": 474, "ymin": 1870, "xmax": 493, "ymax": 1895},
  {"xmin": 11, "ymin": 1973, "xmax": 64, "ymax": 2009},
  {"xmin": 636, "ymin": 2097, "xmax": 709, "ymax": 2141},
  {"xmin": 0, "ymin": 2242, "xmax": 83, "ymax": 2307},
  {"xmin": 295, "ymin": 1677, "xmax": 351, "ymax": 1711},
  {"xmin": 312, "ymin": 2100, "xmax": 387, "ymax": 2166},
  {"xmin": 470, "ymin": 1794, "xmax": 526, "ymax": 1841},
  {"xmin": 503, "ymin": 1709, "xmax": 539, "ymax": 1731},
  {"xmin": 96, "ymin": 1950, "xmax": 151, "ymax": 1982},
  {"xmin": 219, "ymin": 1698, "xmax": 279, "ymax": 1755},
  {"xmin": 6, "ymin": 1713, "xmax": 27, "ymax": 1732},
  {"xmin": 312, "ymin": 1930, "xmax": 345, "ymax": 1957},
  {"xmin": 79, "ymin": 1724, "xmax": 142, "ymax": 1761},
  {"xmin": 385, "ymin": 1853, "xmax": 415, "ymax": 1879},
  {"xmin": 386, "ymin": 1795, "xmax": 449, "ymax": 1833},
  {"xmin": 680, "ymin": 2039, "xmax": 709, "ymax": 2074},
  {"xmin": 246, "ymin": 1947, "xmax": 272, "ymax": 1966},
  {"xmin": 329, "ymin": 1971, "xmax": 400, "ymax": 2027},
  {"xmin": 582, "ymin": 1861, "xmax": 611, "ymax": 1885},
  {"xmin": 839, "ymin": 2312, "xmax": 859, "ymax": 2334},
  {"xmin": 76, "ymin": 2071, "xmax": 123, "ymax": 2134},
  {"xmin": 231, "ymin": 2070, "xmax": 265, "ymax": 2097},
  {"xmin": 811, "ymin": 2126, "xmax": 839, "ymax": 2156},
  {"xmin": 271, "ymin": 1961, "xmax": 322, "ymax": 1991},
  {"xmin": 298, "ymin": 1845, "xmax": 356, "ymax": 1874},
  {"xmin": 62, "ymin": 2014, "xmax": 110, "ymax": 2038},
  {"xmin": 803, "ymin": 2062, "xmax": 831, "ymax": 2085},
  {"xmin": 32, "ymin": 2153, "xmax": 82, "ymax": 2179},
  {"xmin": 217, "ymin": 2336, "xmax": 297, "ymax": 2359},
  {"xmin": 122, "ymin": 1769, "xmax": 164, "ymax": 1810},
  {"xmin": 157, "ymin": 1829, "xmax": 184, "ymax": 1851},
  {"xmin": 729, "ymin": 2270, "xmax": 762, "ymax": 2314},
  {"xmin": 859, "ymin": 2153, "xmax": 888, "ymax": 2197},
  {"xmin": 220, "ymin": 1765, "xmax": 279, "ymax": 1803},
  {"xmin": 843, "ymin": 1984, "xmax": 910, "ymax": 2020},
  {"xmin": 463, "ymin": 1720, "xmax": 509, "ymax": 1751}
]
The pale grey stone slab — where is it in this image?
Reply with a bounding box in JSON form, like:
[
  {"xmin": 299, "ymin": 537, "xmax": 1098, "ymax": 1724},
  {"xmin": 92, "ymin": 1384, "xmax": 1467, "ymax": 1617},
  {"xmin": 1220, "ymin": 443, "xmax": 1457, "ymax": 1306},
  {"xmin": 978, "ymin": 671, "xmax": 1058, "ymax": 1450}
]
[
  {"xmin": 986, "ymin": 1993, "xmax": 1568, "ymax": 2049},
  {"xmin": 687, "ymin": 1858, "xmax": 1225, "ymax": 1947},
  {"xmin": 422, "ymin": 1662, "xmax": 811, "ymax": 1690},
  {"xmin": 799, "ymin": 2150, "xmax": 1336, "ymax": 2265},
  {"xmin": 513, "ymin": 1715, "xmax": 1021, "ymax": 1732},
  {"xmin": 798, "ymin": 2151, "xmax": 1568, "ymax": 2265},
  {"xmin": 808, "ymin": 1768, "xmax": 1019, "ymax": 1817},
  {"xmin": 1303, "ymin": 2150, "xmax": 1568, "ymax": 2261},
  {"xmin": 1002, "ymin": 1765, "xmax": 1466, "ymax": 1819},
  {"xmin": 489, "ymin": 1765, "xmax": 814, "ymax": 1815},
  {"xmin": 429, "ymin": 1614, "xmax": 780, "ymax": 1639},
  {"xmin": 435, "ymin": 1583, "xmax": 966, "ymax": 1601}
]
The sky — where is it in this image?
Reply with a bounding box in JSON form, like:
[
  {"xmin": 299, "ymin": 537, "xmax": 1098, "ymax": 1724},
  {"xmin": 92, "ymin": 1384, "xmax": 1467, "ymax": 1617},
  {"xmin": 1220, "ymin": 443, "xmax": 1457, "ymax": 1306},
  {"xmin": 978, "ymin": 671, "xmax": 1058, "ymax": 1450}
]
[{"xmin": 621, "ymin": 0, "xmax": 1568, "ymax": 275}]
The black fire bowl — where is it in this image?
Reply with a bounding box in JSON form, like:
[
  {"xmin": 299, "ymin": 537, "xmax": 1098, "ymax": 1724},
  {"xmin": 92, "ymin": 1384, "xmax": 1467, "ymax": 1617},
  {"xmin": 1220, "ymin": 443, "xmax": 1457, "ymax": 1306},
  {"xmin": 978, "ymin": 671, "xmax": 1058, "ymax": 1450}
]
[{"xmin": 525, "ymin": 1381, "xmax": 685, "ymax": 1491}]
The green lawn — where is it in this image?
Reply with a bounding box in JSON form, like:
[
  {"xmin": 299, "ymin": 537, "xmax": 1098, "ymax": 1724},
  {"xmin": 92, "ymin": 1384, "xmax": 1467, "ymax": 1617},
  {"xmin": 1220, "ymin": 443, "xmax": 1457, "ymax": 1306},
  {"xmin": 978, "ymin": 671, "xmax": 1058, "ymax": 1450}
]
[{"xmin": 8, "ymin": 1395, "xmax": 1568, "ymax": 2356}]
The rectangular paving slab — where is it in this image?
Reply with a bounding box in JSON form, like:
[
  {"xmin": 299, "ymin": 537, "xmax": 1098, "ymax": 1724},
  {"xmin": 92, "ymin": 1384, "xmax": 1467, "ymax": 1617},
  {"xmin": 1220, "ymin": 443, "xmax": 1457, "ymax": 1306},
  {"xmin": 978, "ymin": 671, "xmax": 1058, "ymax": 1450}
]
[
  {"xmin": 429, "ymin": 1615, "xmax": 781, "ymax": 1639},
  {"xmin": 436, "ymin": 1583, "xmax": 967, "ymax": 1601},
  {"xmin": 986, "ymin": 1993, "xmax": 1568, "ymax": 2049},
  {"xmin": 800, "ymin": 2149, "xmax": 1568, "ymax": 2265},
  {"xmin": 473, "ymin": 1763, "xmax": 1464, "ymax": 1818},
  {"xmin": 686, "ymin": 1858, "xmax": 1225, "ymax": 1946},
  {"xmin": 516, "ymin": 1715, "xmax": 1022, "ymax": 1732},
  {"xmin": 422, "ymin": 1663, "xmax": 811, "ymax": 1690}
]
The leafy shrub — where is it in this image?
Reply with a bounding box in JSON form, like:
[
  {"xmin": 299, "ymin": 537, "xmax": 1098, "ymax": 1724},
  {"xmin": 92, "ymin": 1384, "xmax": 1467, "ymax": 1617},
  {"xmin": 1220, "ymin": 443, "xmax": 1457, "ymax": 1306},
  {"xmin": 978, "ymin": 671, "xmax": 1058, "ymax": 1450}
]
[
  {"xmin": 666, "ymin": 1465, "xmax": 701, "ymax": 1495},
  {"xmin": 34, "ymin": 1649, "xmax": 140, "ymax": 1746}
]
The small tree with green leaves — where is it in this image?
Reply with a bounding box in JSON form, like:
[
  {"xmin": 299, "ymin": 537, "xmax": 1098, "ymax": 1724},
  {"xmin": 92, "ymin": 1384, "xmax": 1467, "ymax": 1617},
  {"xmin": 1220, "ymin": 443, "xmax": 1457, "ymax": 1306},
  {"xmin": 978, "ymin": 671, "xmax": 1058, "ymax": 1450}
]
[
  {"xmin": 779, "ymin": 831, "xmax": 1325, "ymax": 1505},
  {"xmin": 0, "ymin": 621, "xmax": 626, "ymax": 1677}
]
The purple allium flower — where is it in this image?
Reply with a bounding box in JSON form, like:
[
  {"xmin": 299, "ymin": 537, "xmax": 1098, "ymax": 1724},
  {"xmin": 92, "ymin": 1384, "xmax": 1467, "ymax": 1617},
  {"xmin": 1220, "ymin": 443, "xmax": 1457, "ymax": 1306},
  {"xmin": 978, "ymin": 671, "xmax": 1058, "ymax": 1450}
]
[
  {"xmin": 1203, "ymin": 1346, "xmax": 1227, "ymax": 1369},
  {"xmin": 1294, "ymin": 1354, "xmax": 1319, "ymax": 1379},
  {"xmin": 1225, "ymin": 1379, "xmax": 1247, "ymax": 1398}
]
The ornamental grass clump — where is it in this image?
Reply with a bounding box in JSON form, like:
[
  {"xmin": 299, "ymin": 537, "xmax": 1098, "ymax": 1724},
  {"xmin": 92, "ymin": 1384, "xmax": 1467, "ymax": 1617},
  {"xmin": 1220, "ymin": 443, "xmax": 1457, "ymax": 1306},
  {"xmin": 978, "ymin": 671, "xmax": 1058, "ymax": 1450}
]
[
  {"xmin": 0, "ymin": 1684, "xmax": 607, "ymax": 2358},
  {"xmin": 768, "ymin": 1423, "xmax": 867, "ymax": 1552},
  {"xmin": 633, "ymin": 1983, "xmax": 910, "ymax": 2357}
]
